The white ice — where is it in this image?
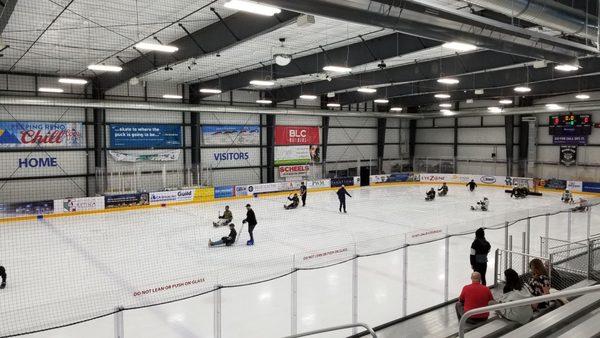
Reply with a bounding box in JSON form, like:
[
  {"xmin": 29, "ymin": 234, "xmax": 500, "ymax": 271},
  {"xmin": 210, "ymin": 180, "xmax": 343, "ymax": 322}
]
[{"xmin": 1, "ymin": 184, "xmax": 598, "ymax": 338}]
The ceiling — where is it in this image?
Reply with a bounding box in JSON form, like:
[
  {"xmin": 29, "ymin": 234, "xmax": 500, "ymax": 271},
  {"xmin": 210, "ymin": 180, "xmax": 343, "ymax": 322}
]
[{"xmin": 0, "ymin": 0, "xmax": 599, "ymax": 110}]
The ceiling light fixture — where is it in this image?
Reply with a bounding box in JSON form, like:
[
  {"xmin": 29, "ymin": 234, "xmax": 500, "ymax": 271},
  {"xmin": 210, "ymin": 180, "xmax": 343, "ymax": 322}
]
[
  {"xmin": 545, "ymin": 103, "xmax": 564, "ymax": 110},
  {"xmin": 390, "ymin": 107, "xmax": 403, "ymax": 112},
  {"xmin": 38, "ymin": 87, "xmax": 64, "ymax": 93},
  {"xmin": 487, "ymin": 107, "xmax": 503, "ymax": 113},
  {"xmin": 437, "ymin": 77, "xmax": 459, "ymax": 85},
  {"xmin": 555, "ymin": 64, "xmax": 579, "ymax": 72},
  {"xmin": 58, "ymin": 78, "xmax": 88, "ymax": 85},
  {"xmin": 357, "ymin": 87, "xmax": 377, "ymax": 93},
  {"xmin": 87, "ymin": 64, "xmax": 122, "ymax": 72},
  {"xmin": 224, "ymin": 0, "xmax": 281, "ymax": 16},
  {"xmin": 514, "ymin": 86, "xmax": 531, "ymax": 93},
  {"xmin": 434, "ymin": 93, "xmax": 451, "ymax": 99},
  {"xmin": 163, "ymin": 94, "xmax": 182, "ymax": 99},
  {"xmin": 575, "ymin": 94, "xmax": 590, "ymax": 100},
  {"xmin": 440, "ymin": 109, "xmax": 456, "ymax": 116},
  {"xmin": 442, "ymin": 41, "xmax": 477, "ymax": 52},
  {"xmin": 199, "ymin": 88, "xmax": 222, "ymax": 94},
  {"xmin": 439, "ymin": 103, "xmax": 452, "ymax": 108},
  {"xmin": 299, "ymin": 94, "xmax": 317, "ymax": 100},
  {"xmin": 327, "ymin": 103, "xmax": 340, "ymax": 108},
  {"xmin": 256, "ymin": 99, "xmax": 273, "ymax": 104},
  {"xmin": 249, "ymin": 79, "xmax": 275, "ymax": 86},
  {"xmin": 323, "ymin": 65, "xmax": 352, "ymax": 73},
  {"xmin": 499, "ymin": 99, "xmax": 513, "ymax": 105},
  {"xmin": 135, "ymin": 42, "xmax": 178, "ymax": 53},
  {"xmin": 374, "ymin": 99, "xmax": 389, "ymax": 104}
]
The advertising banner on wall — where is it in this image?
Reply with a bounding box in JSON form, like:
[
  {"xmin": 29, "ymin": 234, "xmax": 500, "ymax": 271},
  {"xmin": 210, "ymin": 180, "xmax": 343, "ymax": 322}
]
[
  {"xmin": 0, "ymin": 200, "xmax": 54, "ymax": 215},
  {"xmin": 110, "ymin": 124, "xmax": 182, "ymax": 149},
  {"xmin": 275, "ymin": 146, "xmax": 311, "ymax": 166},
  {"xmin": 105, "ymin": 193, "xmax": 149, "ymax": 208},
  {"xmin": 234, "ymin": 185, "xmax": 249, "ymax": 196},
  {"xmin": 202, "ymin": 125, "xmax": 260, "ymax": 145},
  {"xmin": 0, "ymin": 121, "xmax": 84, "ymax": 148},
  {"xmin": 194, "ymin": 187, "xmax": 215, "ymax": 202},
  {"xmin": 544, "ymin": 179, "xmax": 567, "ymax": 190},
  {"xmin": 202, "ymin": 148, "xmax": 259, "ymax": 168},
  {"xmin": 553, "ymin": 135, "xmax": 587, "ymax": 145},
  {"xmin": 307, "ymin": 179, "xmax": 331, "ymax": 189},
  {"xmin": 274, "ymin": 126, "xmax": 320, "ymax": 145},
  {"xmin": 246, "ymin": 182, "xmax": 284, "ymax": 194},
  {"xmin": 566, "ymin": 181, "xmax": 583, "ymax": 192},
  {"xmin": 149, "ymin": 189, "xmax": 194, "ymax": 204},
  {"xmin": 559, "ymin": 146, "xmax": 577, "ymax": 166},
  {"xmin": 331, "ymin": 177, "xmax": 354, "ymax": 187},
  {"xmin": 109, "ymin": 149, "xmax": 181, "ymax": 162},
  {"xmin": 53, "ymin": 197, "xmax": 105, "ymax": 213},
  {"xmin": 214, "ymin": 186, "xmax": 235, "ymax": 199},
  {"xmin": 583, "ymin": 182, "xmax": 600, "ymax": 193},
  {"xmin": 279, "ymin": 165, "xmax": 310, "ymax": 177}
]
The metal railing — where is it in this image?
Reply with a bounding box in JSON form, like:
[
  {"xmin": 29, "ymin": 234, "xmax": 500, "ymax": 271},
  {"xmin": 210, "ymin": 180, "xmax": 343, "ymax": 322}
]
[
  {"xmin": 458, "ymin": 285, "xmax": 600, "ymax": 337},
  {"xmin": 283, "ymin": 322, "xmax": 377, "ymax": 338}
]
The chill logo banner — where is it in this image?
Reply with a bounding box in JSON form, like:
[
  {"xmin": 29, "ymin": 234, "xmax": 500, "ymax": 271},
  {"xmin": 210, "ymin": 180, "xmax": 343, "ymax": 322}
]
[
  {"xmin": 559, "ymin": 146, "xmax": 577, "ymax": 166},
  {"xmin": 275, "ymin": 126, "xmax": 320, "ymax": 145},
  {"xmin": 202, "ymin": 125, "xmax": 260, "ymax": 145},
  {"xmin": 0, "ymin": 122, "xmax": 83, "ymax": 148},
  {"xmin": 110, "ymin": 124, "xmax": 182, "ymax": 149}
]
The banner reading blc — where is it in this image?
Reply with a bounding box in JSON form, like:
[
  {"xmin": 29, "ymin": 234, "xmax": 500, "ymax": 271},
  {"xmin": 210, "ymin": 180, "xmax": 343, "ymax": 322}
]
[{"xmin": 275, "ymin": 126, "xmax": 320, "ymax": 145}]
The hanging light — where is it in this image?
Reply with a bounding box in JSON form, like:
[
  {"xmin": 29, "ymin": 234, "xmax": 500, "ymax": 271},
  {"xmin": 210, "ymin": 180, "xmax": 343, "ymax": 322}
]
[
  {"xmin": 439, "ymin": 103, "xmax": 452, "ymax": 108},
  {"xmin": 200, "ymin": 88, "xmax": 222, "ymax": 94},
  {"xmin": 434, "ymin": 93, "xmax": 451, "ymax": 99},
  {"xmin": 440, "ymin": 109, "xmax": 456, "ymax": 116},
  {"xmin": 499, "ymin": 99, "xmax": 513, "ymax": 105},
  {"xmin": 163, "ymin": 94, "xmax": 182, "ymax": 99},
  {"xmin": 555, "ymin": 64, "xmax": 579, "ymax": 72},
  {"xmin": 256, "ymin": 99, "xmax": 272, "ymax": 104},
  {"xmin": 545, "ymin": 103, "xmax": 564, "ymax": 110},
  {"xmin": 442, "ymin": 42, "xmax": 477, "ymax": 52},
  {"xmin": 58, "ymin": 78, "xmax": 88, "ymax": 85},
  {"xmin": 87, "ymin": 64, "xmax": 122, "ymax": 72},
  {"xmin": 38, "ymin": 87, "xmax": 64, "ymax": 93},
  {"xmin": 327, "ymin": 103, "xmax": 341, "ymax": 108},
  {"xmin": 249, "ymin": 79, "xmax": 275, "ymax": 86},
  {"xmin": 575, "ymin": 94, "xmax": 590, "ymax": 100},
  {"xmin": 437, "ymin": 78, "xmax": 459, "ymax": 85},
  {"xmin": 224, "ymin": 0, "xmax": 281, "ymax": 16},
  {"xmin": 374, "ymin": 99, "xmax": 389, "ymax": 104},
  {"xmin": 487, "ymin": 107, "xmax": 502, "ymax": 113},
  {"xmin": 357, "ymin": 87, "xmax": 377, "ymax": 93},
  {"xmin": 514, "ymin": 86, "xmax": 531, "ymax": 93},
  {"xmin": 299, "ymin": 94, "xmax": 317, "ymax": 100},
  {"xmin": 390, "ymin": 107, "xmax": 403, "ymax": 112},
  {"xmin": 323, "ymin": 65, "xmax": 352, "ymax": 73},
  {"xmin": 135, "ymin": 42, "xmax": 178, "ymax": 53}
]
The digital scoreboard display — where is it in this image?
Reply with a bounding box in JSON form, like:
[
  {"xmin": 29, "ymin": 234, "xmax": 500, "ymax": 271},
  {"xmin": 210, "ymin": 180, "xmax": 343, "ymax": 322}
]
[{"xmin": 549, "ymin": 113, "xmax": 593, "ymax": 136}]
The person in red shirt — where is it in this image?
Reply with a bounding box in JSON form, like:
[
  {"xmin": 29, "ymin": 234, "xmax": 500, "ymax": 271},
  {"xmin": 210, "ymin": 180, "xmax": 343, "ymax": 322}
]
[{"xmin": 455, "ymin": 272, "xmax": 494, "ymax": 323}]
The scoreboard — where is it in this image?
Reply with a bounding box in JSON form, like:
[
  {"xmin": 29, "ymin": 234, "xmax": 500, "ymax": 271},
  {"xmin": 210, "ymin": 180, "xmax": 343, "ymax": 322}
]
[{"xmin": 549, "ymin": 113, "xmax": 593, "ymax": 136}]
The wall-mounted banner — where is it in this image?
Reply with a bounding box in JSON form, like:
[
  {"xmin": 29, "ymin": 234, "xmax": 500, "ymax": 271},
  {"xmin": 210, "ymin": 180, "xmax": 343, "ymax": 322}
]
[
  {"xmin": 202, "ymin": 148, "xmax": 260, "ymax": 168},
  {"xmin": 109, "ymin": 150, "xmax": 181, "ymax": 162},
  {"xmin": 0, "ymin": 121, "xmax": 83, "ymax": 148},
  {"xmin": 234, "ymin": 185, "xmax": 249, "ymax": 196},
  {"xmin": 0, "ymin": 200, "xmax": 54, "ymax": 215},
  {"xmin": 275, "ymin": 146, "xmax": 310, "ymax": 166},
  {"xmin": 331, "ymin": 177, "xmax": 354, "ymax": 187},
  {"xmin": 17, "ymin": 156, "xmax": 58, "ymax": 169},
  {"xmin": 544, "ymin": 179, "xmax": 567, "ymax": 190},
  {"xmin": 194, "ymin": 187, "xmax": 215, "ymax": 202},
  {"xmin": 566, "ymin": 181, "xmax": 583, "ymax": 192},
  {"xmin": 275, "ymin": 126, "xmax": 320, "ymax": 145},
  {"xmin": 279, "ymin": 165, "xmax": 310, "ymax": 177},
  {"xmin": 110, "ymin": 124, "xmax": 181, "ymax": 149},
  {"xmin": 559, "ymin": 145, "xmax": 577, "ymax": 166},
  {"xmin": 202, "ymin": 125, "xmax": 260, "ymax": 145},
  {"xmin": 553, "ymin": 135, "xmax": 587, "ymax": 145},
  {"xmin": 246, "ymin": 182, "xmax": 284, "ymax": 194},
  {"xmin": 53, "ymin": 197, "xmax": 105, "ymax": 213},
  {"xmin": 105, "ymin": 193, "xmax": 149, "ymax": 209},
  {"xmin": 583, "ymin": 182, "xmax": 600, "ymax": 193},
  {"xmin": 149, "ymin": 189, "xmax": 194, "ymax": 204},
  {"xmin": 214, "ymin": 186, "xmax": 235, "ymax": 199},
  {"xmin": 307, "ymin": 179, "xmax": 331, "ymax": 189}
]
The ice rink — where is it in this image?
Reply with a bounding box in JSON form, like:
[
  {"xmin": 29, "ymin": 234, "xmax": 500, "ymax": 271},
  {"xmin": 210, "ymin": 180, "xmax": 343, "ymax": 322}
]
[{"xmin": 1, "ymin": 183, "xmax": 598, "ymax": 338}]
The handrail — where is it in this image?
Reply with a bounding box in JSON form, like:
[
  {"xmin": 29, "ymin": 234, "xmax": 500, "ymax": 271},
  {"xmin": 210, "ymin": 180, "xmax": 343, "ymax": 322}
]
[
  {"xmin": 458, "ymin": 285, "xmax": 600, "ymax": 338},
  {"xmin": 283, "ymin": 322, "xmax": 377, "ymax": 338}
]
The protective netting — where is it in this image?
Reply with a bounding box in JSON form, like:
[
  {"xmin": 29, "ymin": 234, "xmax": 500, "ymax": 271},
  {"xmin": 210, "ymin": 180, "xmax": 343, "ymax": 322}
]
[{"xmin": 1, "ymin": 187, "xmax": 598, "ymax": 337}]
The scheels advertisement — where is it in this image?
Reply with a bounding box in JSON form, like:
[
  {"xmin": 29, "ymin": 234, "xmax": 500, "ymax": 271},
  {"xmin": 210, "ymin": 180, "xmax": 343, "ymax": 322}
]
[{"xmin": 0, "ymin": 122, "xmax": 84, "ymax": 148}]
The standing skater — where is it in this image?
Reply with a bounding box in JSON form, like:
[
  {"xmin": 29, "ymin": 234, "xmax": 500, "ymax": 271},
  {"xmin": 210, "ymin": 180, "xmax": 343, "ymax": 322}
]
[
  {"xmin": 0, "ymin": 265, "xmax": 6, "ymax": 289},
  {"xmin": 242, "ymin": 204, "xmax": 257, "ymax": 246},
  {"xmin": 300, "ymin": 182, "xmax": 307, "ymax": 207},
  {"xmin": 470, "ymin": 228, "xmax": 491, "ymax": 285},
  {"xmin": 336, "ymin": 185, "xmax": 352, "ymax": 213},
  {"xmin": 466, "ymin": 179, "xmax": 478, "ymax": 192}
]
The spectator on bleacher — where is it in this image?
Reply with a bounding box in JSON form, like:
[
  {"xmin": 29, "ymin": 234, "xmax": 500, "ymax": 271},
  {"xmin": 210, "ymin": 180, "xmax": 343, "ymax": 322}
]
[
  {"xmin": 527, "ymin": 258, "xmax": 551, "ymax": 310},
  {"xmin": 471, "ymin": 228, "xmax": 491, "ymax": 285},
  {"xmin": 455, "ymin": 271, "xmax": 494, "ymax": 324},
  {"xmin": 490, "ymin": 268, "xmax": 533, "ymax": 324}
]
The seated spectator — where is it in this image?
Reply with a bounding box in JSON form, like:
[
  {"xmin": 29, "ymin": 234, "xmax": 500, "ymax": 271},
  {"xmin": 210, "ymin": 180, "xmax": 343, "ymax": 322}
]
[
  {"xmin": 527, "ymin": 258, "xmax": 550, "ymax": 310},
  {"xmin": 490, "ymin": 269, "xmax": 533, "ymax": 324},
  {"xmin": 456, "ymin": 272, "xmax": 495, "ymax": 324}
]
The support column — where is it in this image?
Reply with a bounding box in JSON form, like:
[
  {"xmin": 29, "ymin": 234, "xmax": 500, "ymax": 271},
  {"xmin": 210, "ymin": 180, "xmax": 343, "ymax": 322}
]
[
  {"xmin": 92, "ymin": 81, "xmax": 106, "ymax": 194},
  {"xmin": 376, "ymin": 118, "xmax": 387, "ymax": 174},
  {"xmin": 407, "ymin": 106, "xmax": 418, "ymax": 171},
  {"xmin": 453, "ymin": 117, "xmax": 458, "ymax": 173},
  {"xmin": 189, "ymin": 84, "xmax": 201, "ymax": 185},
  {"xmin": 266, "ymin": 114, "xmax": 276, "ymax": 183},
  {"xmin": 518, "ymin": 116, "xmax": 529, "ymax": 178},
  {"xmin": 505, "ymin": 115, "xmax": 514, "ymax": 176},
  {"xmin": 321, "ymin": 116, "xmax": 330, "ymax": 178}
]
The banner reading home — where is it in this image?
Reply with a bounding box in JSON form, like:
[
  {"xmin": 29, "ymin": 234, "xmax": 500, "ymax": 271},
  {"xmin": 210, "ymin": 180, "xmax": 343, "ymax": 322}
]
[{"xmin": 0, "ymin": 122, "xmax": 84, "ymax": 148}]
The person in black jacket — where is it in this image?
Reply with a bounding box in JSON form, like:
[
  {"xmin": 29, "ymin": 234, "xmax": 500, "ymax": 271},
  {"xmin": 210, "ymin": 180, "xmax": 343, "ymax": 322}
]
[
  {"xmin": 336, "ymin": 185, "xmax": 352, "ymax": 213},
  {"xmin": 300, "ymin": 182, "xmax": 307, "ymax": 207},
  {"xmin": 470, "ymin": 228, "xmax": 491, "ymax": 285},
  {"xmin": 466, "ymin": 179, "xmax": 478, "ymax": 192},
  {"xmin": 425, "ymin": 188, "xmax": 436, "ymax": 201},
  {"xmin": 284, "ymin": 193, "xmax": 300, "ymax": 210},
  {"xmin": 209, "ymin": 223, "xmax": 237, "ymax": 247},
  {"xmin": 438, "ymin": 182, "xmax": 449, "ymax": 197},
  {"xmin": 0, "ymin": 265, "xmax": 5, "ymax": 289},
  {"xmin": 242, "ymin": 204, "xmax": 257, "ymax": 245}
]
